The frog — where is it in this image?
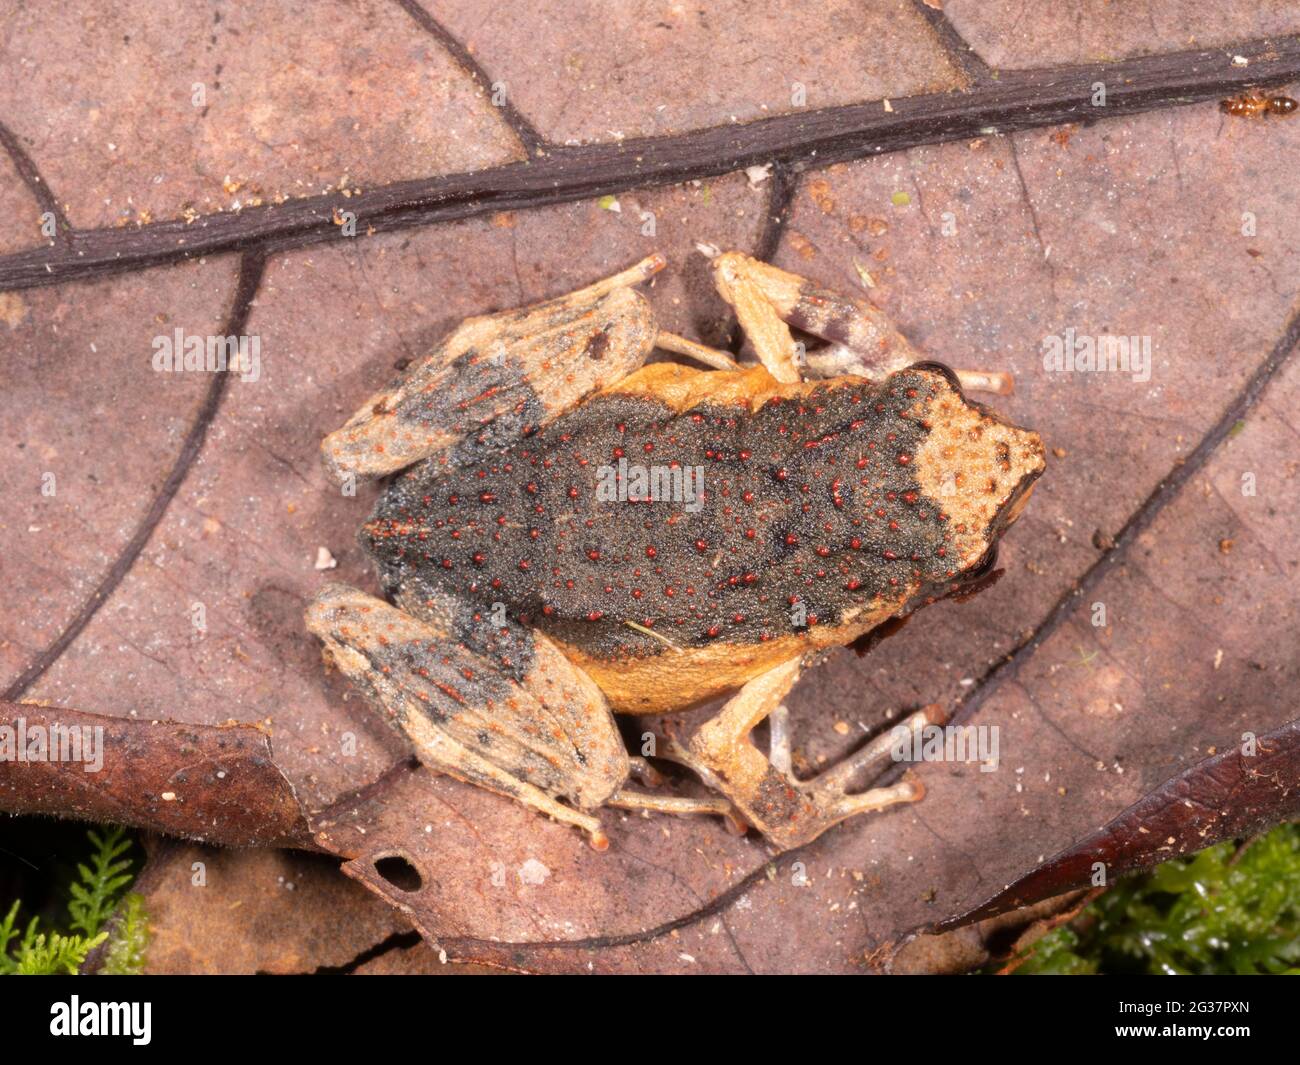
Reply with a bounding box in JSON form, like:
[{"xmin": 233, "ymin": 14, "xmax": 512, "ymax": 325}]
[{"xmin": 306, "ymin": 251, "xmax": 1045, "ymax": 852}]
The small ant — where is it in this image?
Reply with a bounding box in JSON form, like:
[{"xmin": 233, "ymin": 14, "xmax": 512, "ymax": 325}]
[{"xmin": 1221, "ymin": 90, "xmax": 1298, "ymax": 118}]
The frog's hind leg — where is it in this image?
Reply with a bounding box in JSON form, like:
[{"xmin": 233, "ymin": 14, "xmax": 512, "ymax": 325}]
[
  {"xmin": 306, "ymin": 583, "xmax": 630, "ymax": 848},
  {"xmin": 322, "ymin": 254, "xmax": 735, "ymax": 484},
  {"xmin": 665, "ymin": 658, "xmax": 940, "ymax": 851},
  {"xmin": 306, "ymin": 582, "xmax": 745, "ymax": 847},
  {"xmin": 605, "ymin": 756, "xmax": 747, "ymax": 832},
  {"xmin": 711, "ymin": 251, "xmax": 1013, "ymax": 395},
  {"xmin": 607, "ymin": 787, "xmax": 744, "ymax": 829}
]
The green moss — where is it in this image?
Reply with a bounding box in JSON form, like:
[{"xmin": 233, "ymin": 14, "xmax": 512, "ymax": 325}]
[
  {"xmin": 101, "ymin": 893, "xmax": 150, "ymax": 976},
  {"xmin": 1, "ymin": 825, "xmax": 147, "ymax": 976},
  {"xmin": 1012, "ymin": 822, "xmax": 1300, "ymax": 975},
  {"xmin": 0, "ymin": 900, "xmax": 107, "ymax": 975}
]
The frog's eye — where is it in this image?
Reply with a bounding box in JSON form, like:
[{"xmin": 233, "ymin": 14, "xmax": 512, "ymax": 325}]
[
  {"xmin": 965, "ymin": 544, "xmax": 1000, "ymax": 582},
  {"xmin": 906, "ymin": 360, "xmax": 964, "ymax": 396},
  {"xmin": 947, "ymin": 546, "xmax": 1004, "ymax": 604}
]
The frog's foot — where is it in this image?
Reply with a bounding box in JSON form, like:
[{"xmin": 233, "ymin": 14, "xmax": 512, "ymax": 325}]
[
  {"xmin": 666, "ymin": 658, "xmax": 940, "ymax": 851},
  {"xmin": 711, "ymin": 251, "xmax": 1013, "ymax": 395},
  {"xmin": 306, "ymin": 583, "xmax": 629, "ymax": 849}
]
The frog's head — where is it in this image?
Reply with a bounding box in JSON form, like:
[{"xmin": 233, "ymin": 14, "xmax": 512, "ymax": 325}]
[{"xmin": 906, "ymin": 365, "xmax": 1045, "ymax": 574}]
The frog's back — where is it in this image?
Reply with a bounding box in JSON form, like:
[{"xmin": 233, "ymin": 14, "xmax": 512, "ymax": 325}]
[{"xmin": 362, "ymin": 365, "xmax": 1043, "ymax": 712}]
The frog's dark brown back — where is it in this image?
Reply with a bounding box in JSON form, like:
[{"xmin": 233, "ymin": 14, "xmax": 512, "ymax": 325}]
[{"xmin": 359, "ymin": 365, "xmax": 1042, "ymax": 712}]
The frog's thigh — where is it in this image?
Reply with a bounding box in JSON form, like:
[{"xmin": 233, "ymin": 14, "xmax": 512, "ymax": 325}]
[
  {"xmin": 305, "ymin": 583, "xmax": 628, "ymax": 848},
  {"xmin": 321, "ymin": 257, "xmax": 668, "ymax": 485},
  {"xmin": 670, "ymin": 658, "xmax": 935, "ymax": 851}
]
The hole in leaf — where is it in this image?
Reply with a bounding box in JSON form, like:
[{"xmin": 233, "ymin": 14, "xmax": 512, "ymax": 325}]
[{"xmin": 374, "ymin": 854, "xmax": 422, "ymax": 892}]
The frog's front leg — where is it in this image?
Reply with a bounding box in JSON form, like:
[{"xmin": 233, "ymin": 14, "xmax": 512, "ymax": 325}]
[
  {"xmin": 664, "ymin": 658, "xmax": 943, "ymax": 851},
  {"xmin": 322, "ymin": 254, "xmax": 735, "ymax": 484},
  {"xmin": 306, "ymin": 584, "xmax": 739, "ymax": 848},
  {"xmin": 711, "ymin": 251, "xmax": 1013, "ymax": 395}
]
